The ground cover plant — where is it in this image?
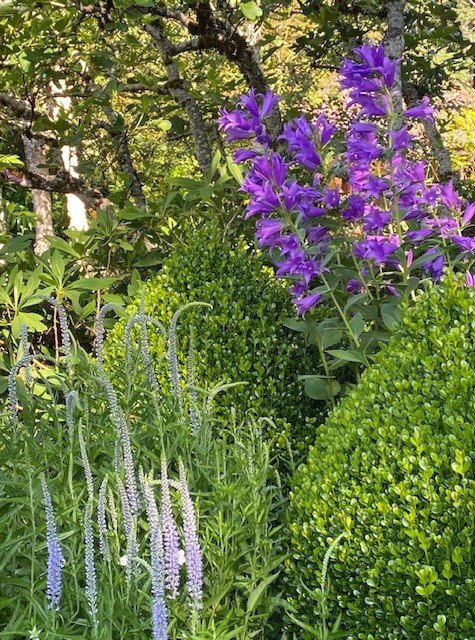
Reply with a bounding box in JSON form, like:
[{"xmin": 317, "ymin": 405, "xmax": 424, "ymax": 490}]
[
  {"xmin": 287, "ymin": 275, "xmax": 475, "ymax": 639},
  {"xmin": 0, "ymin": 299, "xmax": 286, "ymax": 639}
]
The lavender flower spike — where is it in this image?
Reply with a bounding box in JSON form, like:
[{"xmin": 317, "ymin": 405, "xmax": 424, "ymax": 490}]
[
  {"xmin": 178, "ymin": 460, "xmax": 203, "ymax": 610},
  {"xmin": 41, "ymin": 477, "xmax": 65, "ymax": 611},
  {"xmin": 161, "ymin": 458, "xmax": 181, "ymax": 599},
  {"xmin": 84, "ymin": 499, "xmax": 98, "ymax": 627},
  {"xmin": 139, "ymin": 469, "xmax": 168, "ymax": 640}
]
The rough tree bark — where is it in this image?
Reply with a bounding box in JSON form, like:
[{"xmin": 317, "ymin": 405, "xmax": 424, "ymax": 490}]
[
  {"xmin": 403, "ymin": 82, "xmax": 455, "ymax": 182},
  {"xmin": 382, "ymin": 0, "xmax": 454, "ymax": 181},
  {"xmin": 383, "ymin": 0, "xmax": 406, "ymax": 118},
  {"xmin": 102, "ymin": 105, "xmax": 147, "ymax": 210},
  {"xmin": 143, "ymin": 20, "xmax": 213, "ymax": 174},
  {"xmin": 21, "ymin": 135, "xmax": 54, "ymax": 255}
]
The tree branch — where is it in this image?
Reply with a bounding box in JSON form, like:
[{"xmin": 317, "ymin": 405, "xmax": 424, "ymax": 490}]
[
  {"xmin": 141, "ymin": 19, "xmax": 213, "ymax": 173},
  {"xmin": 21, "ymin": 169, "xmax": 111, "ymax": 210}
]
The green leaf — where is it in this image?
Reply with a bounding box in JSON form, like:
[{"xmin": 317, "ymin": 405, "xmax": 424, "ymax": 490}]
[
  {"xmin": 282, "ymin": 317, "xmax": 309, "ymax": 333},
  {"xmin": 226, "ymin": 157, "xmax": 243, "ymax": 184},
  {"xmin": 246, "ymin": 572, "xmax": 279, "ymax": 613},
  {"xmin": 344, "ymin": 291, "xmax": 369, "ymax": 313},
  {"xmin": 67, "ymin": 277, "xmax": 116, "ymax": 291},
  {"xmin": 326, "ymin": 349, "xmax": 366, "ymax": 364},
  {"xmin": 133, "ymin": 253, "xmax": 162, "ymax": 267},
  {"xmin": 240, "ymin": 0, "xmax": 263, "ymax": 20},
  {"xmin": 0, "ymin": 234, "xmax": 34, "ymax": 256},
  {"xmin": 117, "ymin": 206, "xmax": 151, "ymax": 221},
  {"xmin": 381, "ymin": 302, "xmax": 402, "ymax": 331},
  {"xmin": 302, "ymin": 375, "xmax": 341, "ymax": 400},
  {"xmin": 12, "ymin": 312, "xmax": 48, "ymax": 336},
  {"xmin": 349, "ymin": 312, "xmax": 365, "ymax": 338},
  {"xmin": 46, "ymin": 236, "xmax": 81, "ymax": 258}
]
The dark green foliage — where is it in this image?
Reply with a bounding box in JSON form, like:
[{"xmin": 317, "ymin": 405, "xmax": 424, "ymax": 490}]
[
  {"xmin": 287, "ymin": 276, "xmax": 475, "ymax": 639},
  {"xmin": 106, "ymin": 228, "xmax": 324, "ymax": 451}
]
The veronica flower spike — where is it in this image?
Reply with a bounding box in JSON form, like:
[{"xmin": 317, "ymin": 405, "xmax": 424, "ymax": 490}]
[{"xmin": 41, "ymin": 477, "xmax": 65, "ymax": 612}]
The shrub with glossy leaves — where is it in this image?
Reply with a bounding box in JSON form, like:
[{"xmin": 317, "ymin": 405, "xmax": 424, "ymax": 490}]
[
  {"xmin": 287, "ymin": 276, "xmax": 475, "ymax": 639},
  {"xmin": 106, "ymin": 228, "xmax": 324, "ymax": 449}
]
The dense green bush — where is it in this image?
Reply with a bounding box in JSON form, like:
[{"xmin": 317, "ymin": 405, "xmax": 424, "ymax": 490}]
[
  {"xmin": 106, "ymin": 228, "xmax": 325, "ymax": 450},
  {"xmin": 287, "ymin": 276, "xmax": 475, "ymax": 639}
]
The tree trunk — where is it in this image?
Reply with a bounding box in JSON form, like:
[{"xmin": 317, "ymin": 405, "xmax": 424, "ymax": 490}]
[
  {"xmin": 144, "ymin": 21, "xmax": 213, "ymax": 174},
  {"xmin": 49, "ymin": 79, "xmax": 89, "ymax": 230},
  {"xmin": 403, "ymin": 82, "xmax": 455, "ymax": 182},
  {"xmin": 22, "ymin": 135, "xmax": 54, "ymax": 255},
  {"xmin": 383, "ymin": 0, "xmax": 406, "ymax": 118}
]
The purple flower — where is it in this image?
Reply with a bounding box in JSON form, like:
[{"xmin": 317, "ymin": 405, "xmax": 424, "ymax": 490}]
[
  {"xmin": 275, "ymin": 252, "xmax": 307, "ymax": 278},
  {"xmin": 179, "ymin": 460, "xmax": 203, "ymax": 610},
  {"xmin": 346, "ymin": 278, "xmax": 364, "ymax": 294},
  {"xmin": 363, "ymin": 176, "xmax": 390, "ymax": 198},
  {"xmin": 452, "ymin": 235, "xmax": 475, "ymax": 253},
  {"xmin": 233, "ymin": 148, "xmax": 261, "ymax": 163},
  {"xmin": 292, "ymin": 292, "xmax": 322, "ymax": 315},
  {"xmin": 161, "ymin": 458, "xmax": 180, "ymax": 599},
  {"xmin": 439, "ymin": 180, "xmax": 461, "ymax": 211},
  {"xmin": 422, "ymin": 248, "xmax": 445, "ymax": 280},
  {"xmin": 342, "ymin": 194, "xmax": 365, "ymax": 221},
  {"xmin": 290, "ymin": 281, "xmax": 308, "ymax": 298},
  {"xmin": 403, "ymin": 96, "xmax": 435, "ymax": 121},
  {"xmin": 353, "ymin": 235, "xmax": 401, "ymax": 264},
  {"xmin": 362, "ymin": 206, "xmax": 392, "ymax": 232},
  {"xmin": 307, "ymin": 225, "xmax": 331, "ymax": 246},
  {"xmin": 255, "ymin": 218, "xmax": 286, "ymax": 247},
  {"xmin": 41, "ymin": 477, "xmax": 65, "ymax": 611},
  {"xmin": 322, "ymin": 187, "xmax": 340, "ymax": 208},
  {"xmin": 278, "ymin": 233, "xmax": 303, "ymax": 258},
  {"xmin": 388, "ymin": 125, "xmax": 413, "ymax": 150},
  {"xmin": 426, "ymin": 217, "xmax": 458, "ymax": 238},
  {"xmin": 465, "ymin": 271, "xmax": 475, "ymax": 287},
  {"xmin": 139, "ymin": 470, "xmax": 169, "ymax": 640},
  {"xmin": 462, "ymin": 202, "xmax": 475, "ymax": 226},
  {"xmin": 280, "ymin": 117, "xmax": 321, "ymax": 170},
  {"xmin": 405, "ymin": 228, "xmax": 432, "ymax": 243},
  {"xmin": 315, "ymin": 113, "xmax": 337, "ymax": 145},
  {"xmin": 218, "ymin": 88, "xmax": 279, "ymax": 145}
]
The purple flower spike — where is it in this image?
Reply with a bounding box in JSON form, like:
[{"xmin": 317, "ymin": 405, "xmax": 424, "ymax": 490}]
[
  {"xmin": 179, "ymin": 460, "xmax": 203, "ymax": 611},
  {"xmin": 139, "ymin": 470, "xmax": 169, "ymax": 640},
  {"xmin": 41, "ymin": 477, "xmax": 65, "ymax": 612},
  {"xmin": 161, "ymin": 458, "xmax": 180, "ymax": 600}
]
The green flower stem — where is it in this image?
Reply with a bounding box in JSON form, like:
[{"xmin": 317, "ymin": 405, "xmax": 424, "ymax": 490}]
[{"xmin": 320, "ymin": 274, "xmax": 359, "ymax": 348}]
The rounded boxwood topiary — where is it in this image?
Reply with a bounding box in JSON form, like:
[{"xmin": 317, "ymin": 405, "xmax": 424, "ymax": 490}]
[
  {"xmin": 287, "ymin": 276, "xmax": 475, "ymax": 639},
  {"xmin": 105, "ymin": 228, "xmax": 326, "ymax": 450}
]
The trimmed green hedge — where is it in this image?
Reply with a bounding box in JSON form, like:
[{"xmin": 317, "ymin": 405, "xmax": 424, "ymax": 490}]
[
  {"xmin": 287, "ymin": 277, "xmax": 475, "ymax": 639},
  {"xmin": 105, "ymin": 229, "xmax": 325, "ymax": 450}
]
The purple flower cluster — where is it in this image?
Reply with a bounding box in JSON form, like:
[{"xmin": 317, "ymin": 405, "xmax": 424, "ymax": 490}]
[
  {"xmin": 179, "ymin": 460, "xmax": 203, "ymax": 610},
  {"xmin": 41, "ymin": 477, "xmax": 65, "ymax": 612},
  {"xmin": 139, "ymin": 469, "xmax": 168, "ymax": 640},
  {"xmin": 219, "ymin": 43, "xmax": 475, "ymax": 315},
  {"xmin": 160, "ymin": 458, "xmax": 180, "ymax": 599}
]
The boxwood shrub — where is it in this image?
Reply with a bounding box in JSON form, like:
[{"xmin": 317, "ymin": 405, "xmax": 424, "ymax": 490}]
[
  {"xmin": 287, "ymin": 276, "xmax": 475, "ymax": 639},
  {"xmin": 105, "ymin": 228, "xmax": 325, "ymax": 450}
]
